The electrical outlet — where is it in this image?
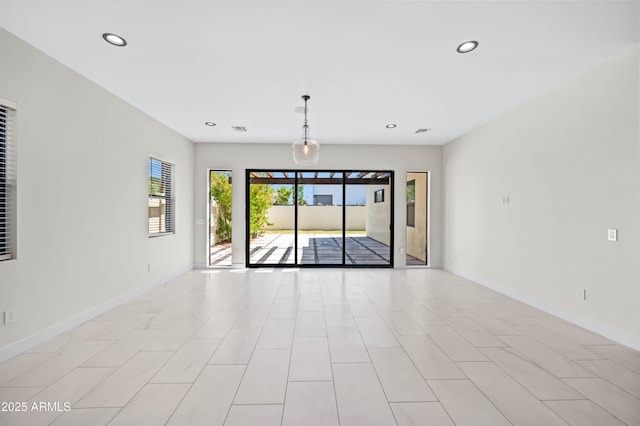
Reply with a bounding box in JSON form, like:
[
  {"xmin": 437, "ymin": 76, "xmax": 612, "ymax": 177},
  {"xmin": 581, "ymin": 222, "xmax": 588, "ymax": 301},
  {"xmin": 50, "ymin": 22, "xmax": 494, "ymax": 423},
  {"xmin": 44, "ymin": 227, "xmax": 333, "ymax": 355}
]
[
  {"xmin": 608, "ymin": 229, "xmax": 618, "ymax": 241},
  {"xmin": 4, "ymin": 310, "xmax": 16, "ymax": 325},
  {"xmin": 577, "ymin": 289, "xmax": 586, "ymax": 300},
  {"xmin": 147, "ymin": 264, "xmax": 151, "ymax": 272}
]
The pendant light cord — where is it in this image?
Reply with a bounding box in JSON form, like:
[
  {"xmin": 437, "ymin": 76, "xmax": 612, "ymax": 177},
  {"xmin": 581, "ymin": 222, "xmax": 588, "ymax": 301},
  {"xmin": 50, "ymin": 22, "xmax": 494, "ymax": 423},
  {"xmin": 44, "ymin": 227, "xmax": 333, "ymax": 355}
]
[
  {"xmin": 303, "ymin": 103, "xmax": 308, "ymax": 142},
  {"xmin": 303, "ymin": 95, "xmax": 310, "ymax": 144}
]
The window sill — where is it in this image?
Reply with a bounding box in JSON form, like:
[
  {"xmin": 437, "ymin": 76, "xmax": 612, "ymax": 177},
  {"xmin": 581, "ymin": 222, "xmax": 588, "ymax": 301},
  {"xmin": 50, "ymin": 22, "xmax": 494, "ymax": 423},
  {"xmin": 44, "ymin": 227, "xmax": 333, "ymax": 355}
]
[{"xmin": 149, "ymin": 232, "xmax": 175, "ymax": 238}]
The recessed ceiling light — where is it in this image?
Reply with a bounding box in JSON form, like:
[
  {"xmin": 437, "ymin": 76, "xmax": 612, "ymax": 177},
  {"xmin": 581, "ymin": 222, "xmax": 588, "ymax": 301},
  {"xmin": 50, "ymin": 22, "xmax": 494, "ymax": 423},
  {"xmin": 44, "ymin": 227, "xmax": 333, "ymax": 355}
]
[
  {"xmin": 457, "ymin": 40, "xmax": 478, "ymax": 53},
  {"xmin": 386, "ymin": 124, "xmax": 397, "ymax": 129},
  {"xmin": 204, "ymin": 122, "xmax": 216, "ymax": 127},
  {"xmin": 415, "ymin": 128, "xmax": 431, "ymax": 134},
  {"xmin": 102, "ymin": 33, "xmax": 127, "ymax": 47}
]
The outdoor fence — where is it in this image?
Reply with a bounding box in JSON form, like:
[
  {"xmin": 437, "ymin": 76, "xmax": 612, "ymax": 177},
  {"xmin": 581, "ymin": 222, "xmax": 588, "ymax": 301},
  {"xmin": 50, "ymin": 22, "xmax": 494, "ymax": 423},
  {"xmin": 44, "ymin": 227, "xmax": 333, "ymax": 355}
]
[{"xmin": 265, "ymin": 205, "xmax": 366, "ymax": 231}]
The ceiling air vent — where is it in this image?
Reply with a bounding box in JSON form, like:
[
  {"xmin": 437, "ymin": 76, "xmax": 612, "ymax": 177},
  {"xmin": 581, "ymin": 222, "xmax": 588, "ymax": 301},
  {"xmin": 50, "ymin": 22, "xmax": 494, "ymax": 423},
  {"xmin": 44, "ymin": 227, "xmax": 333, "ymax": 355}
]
[
  {"xmin": 415, "ymin": 128, "xmax": 431, "ymax": 134},
  {"xmin": 231, "ymin": 126, "xmax": 247, "ymax": 132}
]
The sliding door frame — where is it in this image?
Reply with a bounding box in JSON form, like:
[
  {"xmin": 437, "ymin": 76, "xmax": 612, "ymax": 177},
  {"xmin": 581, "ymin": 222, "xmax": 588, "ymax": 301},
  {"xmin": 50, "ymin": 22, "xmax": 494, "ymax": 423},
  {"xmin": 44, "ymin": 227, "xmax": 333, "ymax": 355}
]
[{"xmin": 245, "ymin": 169, "xmax": 394, "ymax": 268}]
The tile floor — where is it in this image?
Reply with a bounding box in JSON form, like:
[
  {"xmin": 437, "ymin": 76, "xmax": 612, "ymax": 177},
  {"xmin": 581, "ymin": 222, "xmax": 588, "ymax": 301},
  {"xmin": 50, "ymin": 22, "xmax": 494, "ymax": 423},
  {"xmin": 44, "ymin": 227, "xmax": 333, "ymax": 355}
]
[{"xmin": 1, "ymin": 268, "xmax": 639, "ymax": 425}]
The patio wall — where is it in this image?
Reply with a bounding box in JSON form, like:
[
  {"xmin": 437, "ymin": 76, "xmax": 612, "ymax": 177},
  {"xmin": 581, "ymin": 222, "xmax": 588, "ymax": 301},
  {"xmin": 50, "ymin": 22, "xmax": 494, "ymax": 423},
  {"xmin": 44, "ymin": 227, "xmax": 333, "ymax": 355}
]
[
  {"xmin": 266, "ymin": 205, "xmax": 366, "ymax": 231},
  {"xmin": 366, "ymin": 185, "xmax": 391, "ymax": 245}
]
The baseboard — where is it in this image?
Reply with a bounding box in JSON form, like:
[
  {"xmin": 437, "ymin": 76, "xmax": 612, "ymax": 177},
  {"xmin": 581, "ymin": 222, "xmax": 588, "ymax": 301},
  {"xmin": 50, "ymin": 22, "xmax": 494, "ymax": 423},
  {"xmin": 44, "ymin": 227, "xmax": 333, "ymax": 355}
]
[
  {"xmin": 446, "ymin": 266, "xmax": 640, "ymax": 352},
  {"xmin": 0, "ymin": 265, "xmax": 194, "ymax": 363}
]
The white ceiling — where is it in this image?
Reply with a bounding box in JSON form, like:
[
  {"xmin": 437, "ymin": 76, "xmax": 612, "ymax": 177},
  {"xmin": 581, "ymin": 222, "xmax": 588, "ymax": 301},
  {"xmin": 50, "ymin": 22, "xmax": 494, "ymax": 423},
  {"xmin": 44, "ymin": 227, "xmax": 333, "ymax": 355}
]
[{"xmin": 1, "ymin": 1, "xmax": 638, "ymax": 145}]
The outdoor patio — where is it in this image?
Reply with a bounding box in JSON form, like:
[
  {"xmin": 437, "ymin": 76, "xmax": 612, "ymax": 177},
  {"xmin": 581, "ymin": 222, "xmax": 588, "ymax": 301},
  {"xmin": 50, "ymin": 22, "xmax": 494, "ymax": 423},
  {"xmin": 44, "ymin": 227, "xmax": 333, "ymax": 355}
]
[
  {"xmin": 210, "ymin": 233, "xmax": 425, "ymax": 266},
  {"xmin": 250, "ymin": 233, "xmax": 390, "ymax": 265}
]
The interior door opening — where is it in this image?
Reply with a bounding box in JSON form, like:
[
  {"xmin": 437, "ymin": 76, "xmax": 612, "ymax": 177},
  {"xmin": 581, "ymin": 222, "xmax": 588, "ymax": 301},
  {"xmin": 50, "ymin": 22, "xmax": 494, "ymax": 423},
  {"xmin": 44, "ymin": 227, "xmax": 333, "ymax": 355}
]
[
  {"xmin": 246, "ymin": 170, "xmax": 393, "ymax": 267},
  {"xmin": 406, "ymin": 172, "xmax": 428, "ymax": 266},
  {"xmin": 209, "ymin": 170, "xmax": 233, "ymax": 266}
]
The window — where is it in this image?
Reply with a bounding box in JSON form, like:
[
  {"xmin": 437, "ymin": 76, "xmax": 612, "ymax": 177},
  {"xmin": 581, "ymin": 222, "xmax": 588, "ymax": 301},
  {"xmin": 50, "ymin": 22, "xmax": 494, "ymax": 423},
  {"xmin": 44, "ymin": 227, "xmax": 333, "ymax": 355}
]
[
  {"xmin": 0, "ymin": 100, "xmax": 16, "ymax": 261},
  {"xmin": 313, "ymin": 194, "xmax": 333, "ymax": 206},
  {"xmin": 374, "ymin": 189, "xmax": 384, "ymax": 203},
  {"xmin": 406, "ymin": 179, "xmax": 415, "ymax": 227},
  {"xmin": 148, "ymin": 157, "xmax": 175, "ymax": 236}
]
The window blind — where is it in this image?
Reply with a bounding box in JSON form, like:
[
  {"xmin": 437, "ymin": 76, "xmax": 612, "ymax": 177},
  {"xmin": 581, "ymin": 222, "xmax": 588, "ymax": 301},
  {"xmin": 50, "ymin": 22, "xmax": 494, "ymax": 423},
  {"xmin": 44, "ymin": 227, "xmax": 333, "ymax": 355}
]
[
  {"xmin": 0, "ymin": 102, "xmax": 17, "ymax": 261},
  {"xmin": 148, "ymin": 157, "xmax": 175, "ymax": 236}
]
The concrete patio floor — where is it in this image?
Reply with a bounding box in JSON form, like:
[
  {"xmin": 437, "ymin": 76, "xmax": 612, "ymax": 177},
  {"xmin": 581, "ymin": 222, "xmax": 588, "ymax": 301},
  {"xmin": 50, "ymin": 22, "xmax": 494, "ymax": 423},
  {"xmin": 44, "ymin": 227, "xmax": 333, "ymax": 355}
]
[
  {"xmin": 249, "ymin": 233, "xmax": 390, "ymax": 265},
  {"xmin": 210, "ymin": 233, "xmax": 426, "ymax": 266}
]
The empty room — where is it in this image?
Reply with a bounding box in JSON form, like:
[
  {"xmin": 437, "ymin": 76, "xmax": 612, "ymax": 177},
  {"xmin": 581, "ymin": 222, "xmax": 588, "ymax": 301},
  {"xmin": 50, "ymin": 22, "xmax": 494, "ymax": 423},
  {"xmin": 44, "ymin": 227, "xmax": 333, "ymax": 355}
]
[{"xmin": 0, "ymin": 1, "xmax": 639, "ymax": 425}]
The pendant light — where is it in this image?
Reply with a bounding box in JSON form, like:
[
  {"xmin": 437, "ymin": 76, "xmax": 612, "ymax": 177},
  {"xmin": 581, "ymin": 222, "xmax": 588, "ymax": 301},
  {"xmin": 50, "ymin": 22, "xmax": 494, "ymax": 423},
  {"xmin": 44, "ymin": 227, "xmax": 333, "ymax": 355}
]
[{"xmin": 292, "ymin": 95, "xmax": 320, "ymax": 165}]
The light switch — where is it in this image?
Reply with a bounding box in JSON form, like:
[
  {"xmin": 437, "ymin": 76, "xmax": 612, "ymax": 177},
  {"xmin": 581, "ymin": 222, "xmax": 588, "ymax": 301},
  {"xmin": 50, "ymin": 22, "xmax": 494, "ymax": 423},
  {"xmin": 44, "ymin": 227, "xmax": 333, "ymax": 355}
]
[{"xmin": 607, "ymin": 229, "xmax": 618, "ymax": 241}]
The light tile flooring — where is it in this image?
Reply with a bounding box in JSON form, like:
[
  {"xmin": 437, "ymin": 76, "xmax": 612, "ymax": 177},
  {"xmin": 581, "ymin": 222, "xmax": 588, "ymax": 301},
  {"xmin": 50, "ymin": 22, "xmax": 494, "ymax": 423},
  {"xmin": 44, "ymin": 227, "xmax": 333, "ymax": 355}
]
[{"xmin": 1, "ymin": 268, "xmax": 639, "ymax": 425}]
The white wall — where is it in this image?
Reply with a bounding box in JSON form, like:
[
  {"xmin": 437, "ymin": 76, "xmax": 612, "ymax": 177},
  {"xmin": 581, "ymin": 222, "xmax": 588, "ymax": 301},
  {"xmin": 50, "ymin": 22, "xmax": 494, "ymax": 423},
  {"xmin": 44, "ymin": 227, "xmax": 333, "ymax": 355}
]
[
  {"xmin": 444, "ymin": 46, "xmax": 640, "ymax": 348},
  {"xmin": 266, "ymin": 205, "xmax": 365, "ymax": 231},
  {"xmin": 194, "ymin": 144, "xmax": 442, "ymax": 268},
  {"xmin": 365, "ymin": 185, "xmax": 391, "ymax": 245},
  {"xmin": 0, "ymin": 30, "xmax": 194, "ymax": 356}
]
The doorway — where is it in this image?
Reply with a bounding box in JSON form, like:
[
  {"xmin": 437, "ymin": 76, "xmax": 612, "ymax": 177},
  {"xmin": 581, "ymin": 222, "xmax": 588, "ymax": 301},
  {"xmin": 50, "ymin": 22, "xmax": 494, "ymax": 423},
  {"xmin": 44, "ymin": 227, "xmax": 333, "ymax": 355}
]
[
  {"xmin": 406, "ymin": 172, "xmax": 428, "ymax": 266},
  {"xmin": 209, "ymin": 170, "xmax": 233, "ymax": 266},
  {"xmin": 246, "ymin": 170, "xmax": 393, "ymax": 267}
]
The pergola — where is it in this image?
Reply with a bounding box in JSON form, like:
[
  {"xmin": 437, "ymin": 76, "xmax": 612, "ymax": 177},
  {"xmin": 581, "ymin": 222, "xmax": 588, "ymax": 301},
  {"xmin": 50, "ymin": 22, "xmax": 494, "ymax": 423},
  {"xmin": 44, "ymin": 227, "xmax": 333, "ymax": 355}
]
[{"xmin": 248, "ymin": 171, "xmax": 392, "ymax": 185}]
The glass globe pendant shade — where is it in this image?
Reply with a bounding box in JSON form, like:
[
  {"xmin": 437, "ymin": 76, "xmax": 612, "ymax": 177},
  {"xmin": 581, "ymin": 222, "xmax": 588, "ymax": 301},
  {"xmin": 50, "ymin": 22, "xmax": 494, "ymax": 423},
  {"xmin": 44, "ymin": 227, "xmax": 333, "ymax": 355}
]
[
  {"xmin": 292, "ymin": 138, "xmax": 320, "ymax": 165},
  {"xmin": 292, "ymin": 95, "xmax": 320, "ymax": 165}
]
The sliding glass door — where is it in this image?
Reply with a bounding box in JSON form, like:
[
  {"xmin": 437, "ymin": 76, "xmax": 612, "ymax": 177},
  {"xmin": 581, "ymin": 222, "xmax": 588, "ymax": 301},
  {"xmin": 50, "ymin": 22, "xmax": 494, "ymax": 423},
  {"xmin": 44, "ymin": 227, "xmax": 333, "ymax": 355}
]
[
  {"xmin": 345, "ymin": 172, "xmax": 392, "ymax": 265},
  {"xmin": 248, "ymin": 172, "xmax": 296, "ymax": 265},
  {"xmin": 246, "ymin": 170, "xmax": 393, "ymax": 267},
  {"xmin": 297, "ymin": 171, "xmax": 344, "ymax": 265}
]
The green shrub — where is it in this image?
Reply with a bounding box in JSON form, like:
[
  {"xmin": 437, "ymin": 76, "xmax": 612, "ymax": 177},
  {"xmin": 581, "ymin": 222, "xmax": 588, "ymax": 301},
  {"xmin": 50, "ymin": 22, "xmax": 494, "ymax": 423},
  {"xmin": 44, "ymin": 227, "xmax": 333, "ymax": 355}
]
[
  {"xmin": 210, "ymin": 172, "xmax": 232, "ymax": 243},
  {"xmin": 249, "ymin": 183, "xmax": 274, "ymax": 238},
  {"xmin": 273, "ymin": 186, "xmax": 293, "ymax": 205}
]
